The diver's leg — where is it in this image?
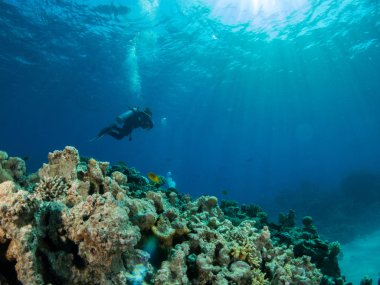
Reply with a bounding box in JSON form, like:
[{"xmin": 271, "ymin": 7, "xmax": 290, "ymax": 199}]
[
  {"xmin": 97, "ymin": 124, "xmax": 117, "ymax": 137},
  {"xmin": 91, "ymin": 124, "xmax": 122, "ymax": 141},
  {"xmin": 107, "ymin": 130, "xmax": 125, "ymax": 140}
]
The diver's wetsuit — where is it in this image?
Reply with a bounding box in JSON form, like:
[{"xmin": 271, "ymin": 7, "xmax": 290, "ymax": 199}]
[{"xmin": 96, "ymin": 107, "xmax": 153, "ymax": 141}]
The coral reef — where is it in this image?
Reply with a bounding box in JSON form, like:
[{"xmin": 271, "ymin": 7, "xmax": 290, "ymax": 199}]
[
  {"xmin": 0, "ymin": 146, "xmax": 346, "ymax": 284},
  {"xmin": 271, "ymin": 211, "xmax": 343, "ymax": 285},
  {"xmin": 221, "ymin": 201, "xmax": 344, "ymax": 284}
]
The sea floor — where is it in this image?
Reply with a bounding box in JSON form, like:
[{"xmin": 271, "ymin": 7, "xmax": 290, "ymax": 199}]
[{"xmin": 340, "ymin": 228, "xmax": 380, "ymax": 284}]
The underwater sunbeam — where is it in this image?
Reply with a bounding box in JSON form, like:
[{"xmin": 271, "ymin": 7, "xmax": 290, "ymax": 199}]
[{"xmin": 203, "ymin": 0, "xmax": 311, "ymax": 31}]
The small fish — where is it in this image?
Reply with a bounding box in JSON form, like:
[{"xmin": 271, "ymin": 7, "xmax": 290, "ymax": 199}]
[
  {"xmin": 147, "ymin": 172, "xmax": 162, "ymax": 184},
  {"xmin": 221, "ymin": 189, "xmax": 229, "ymax": 196}
]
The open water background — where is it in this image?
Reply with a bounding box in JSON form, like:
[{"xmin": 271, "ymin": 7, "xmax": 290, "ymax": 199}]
[{"xmin": 1, "ymin": 2, "xmax": 380, "ymax": 280}]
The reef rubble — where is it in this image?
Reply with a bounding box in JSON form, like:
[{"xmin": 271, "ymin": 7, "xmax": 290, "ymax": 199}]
[{"xmin": 0, "ymin": 146, "xmax": 345, "ymax": 284}]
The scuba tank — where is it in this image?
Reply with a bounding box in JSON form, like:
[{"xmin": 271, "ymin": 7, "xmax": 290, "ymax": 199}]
[{"xmin": 116, "ymin": 108, "xmax": 137, "ymax": 124}]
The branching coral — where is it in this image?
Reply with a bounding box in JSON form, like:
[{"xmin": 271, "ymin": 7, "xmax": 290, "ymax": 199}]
[
  {"xmin": 230, "ymin": 238, "xmax": 261, "ymax": 268},
  {"xmin": 34, "ymin": 176, "xmax": 68, "ymax": 201}
]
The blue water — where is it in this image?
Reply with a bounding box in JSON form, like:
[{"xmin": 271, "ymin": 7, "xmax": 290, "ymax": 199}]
[{"xmin": 1, "ymin": 0, "xmax": 380, "ymax": 248}]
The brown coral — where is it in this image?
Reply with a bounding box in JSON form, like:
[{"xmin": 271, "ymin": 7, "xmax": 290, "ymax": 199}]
[
  {"xmin": 63, "ymin": 193, "xmax": 141, "ymax": 267},
  {"xmin": 34, "ymin": 176, "xmax": 68, "ymax": 201}
]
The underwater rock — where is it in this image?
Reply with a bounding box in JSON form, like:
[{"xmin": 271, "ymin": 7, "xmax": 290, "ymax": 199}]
[{"xmin": 0, "ymin": 147, "xmax": 345, "ymax": 284}]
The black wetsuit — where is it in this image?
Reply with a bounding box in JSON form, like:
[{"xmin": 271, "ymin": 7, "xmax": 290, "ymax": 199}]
[{"xmin": 96, "ymin": 108, "xmax": 153, "ymax": 141}]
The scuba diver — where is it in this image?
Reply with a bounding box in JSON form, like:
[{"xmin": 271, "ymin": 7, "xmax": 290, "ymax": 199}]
[{"xmin": 93, "ymin": 107, "xmax": 153, "ymax": 141}]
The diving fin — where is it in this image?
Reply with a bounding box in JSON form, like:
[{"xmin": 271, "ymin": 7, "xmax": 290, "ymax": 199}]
[{"xmin": 89, "ymin": 134, "xmax": 105, "ymax": 142}]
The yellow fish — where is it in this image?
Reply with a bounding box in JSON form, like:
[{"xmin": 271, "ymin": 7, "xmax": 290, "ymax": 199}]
[{"xmin": 147, "ymin": 172, "xmax": 162, "ymax": 184}]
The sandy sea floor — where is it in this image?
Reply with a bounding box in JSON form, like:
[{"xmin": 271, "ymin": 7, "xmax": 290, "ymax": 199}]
[{"xmin": 340, "ymin": 228, "xmax": 380, "ymax": 284}]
